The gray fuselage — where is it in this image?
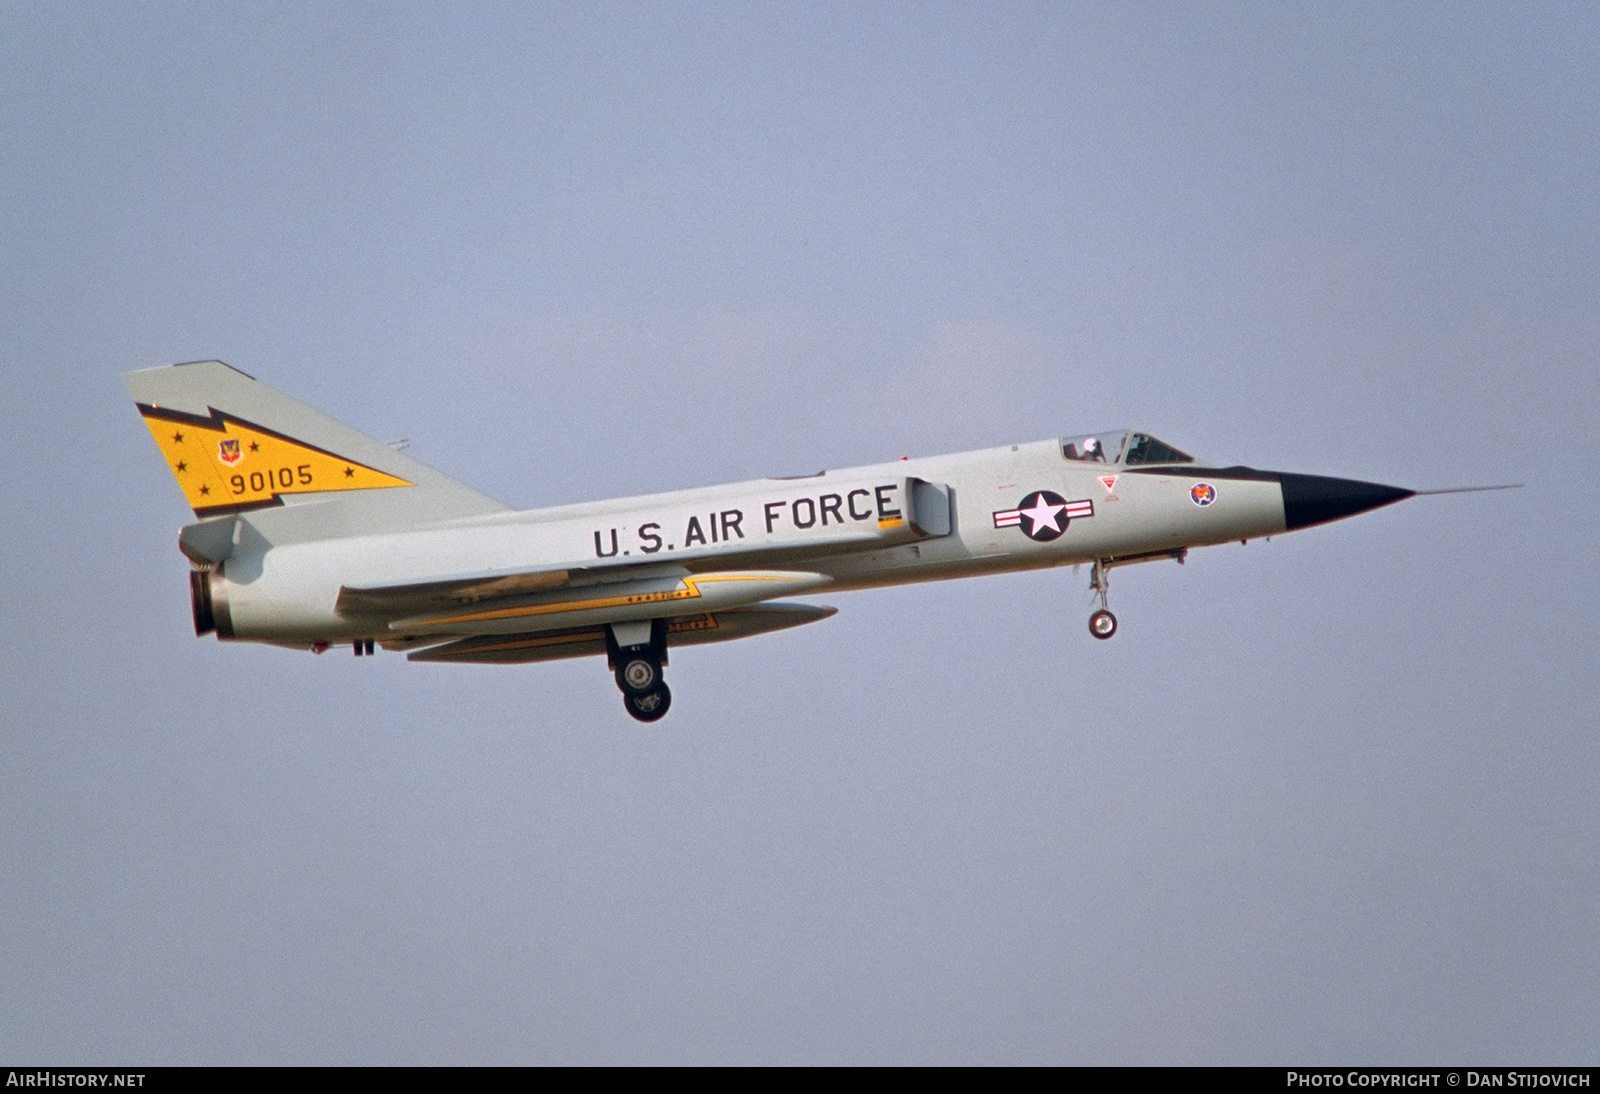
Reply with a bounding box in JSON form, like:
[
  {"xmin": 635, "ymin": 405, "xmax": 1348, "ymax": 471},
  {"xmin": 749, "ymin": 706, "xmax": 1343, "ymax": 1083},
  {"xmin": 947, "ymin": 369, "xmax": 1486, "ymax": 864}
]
[{"xmin": 209, "ymin": 437, "xmax": 1291, "ymax": 645}]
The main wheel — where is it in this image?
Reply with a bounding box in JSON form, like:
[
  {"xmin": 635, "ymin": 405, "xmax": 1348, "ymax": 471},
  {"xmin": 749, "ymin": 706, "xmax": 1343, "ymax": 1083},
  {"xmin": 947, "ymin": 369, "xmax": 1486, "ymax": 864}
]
[
  {"xmin": 624, "ymin": 683, "xmax": 672, "ymax": 723},
  {"xmin": 617, "ymin": 655, "xmax": 660, "ymax": 694},
  {"xmin": 1088, "ymin": 609, "xmax": 1118, "ymax": 640}
]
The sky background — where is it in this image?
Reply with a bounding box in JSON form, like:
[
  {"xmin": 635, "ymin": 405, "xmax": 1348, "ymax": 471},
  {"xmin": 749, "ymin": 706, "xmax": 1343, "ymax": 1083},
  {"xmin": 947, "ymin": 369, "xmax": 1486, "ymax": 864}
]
[{"xmin": 3, "ymin": 1, "xmax": 1596, "ymax": 1065}]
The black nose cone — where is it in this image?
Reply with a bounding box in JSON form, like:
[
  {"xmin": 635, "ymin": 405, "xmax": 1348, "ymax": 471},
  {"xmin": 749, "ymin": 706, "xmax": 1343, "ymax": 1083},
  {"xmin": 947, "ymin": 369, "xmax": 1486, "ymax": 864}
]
[{"xmin": 1279, "ymin": 473, "xmax": 1414, "ymax": 531}]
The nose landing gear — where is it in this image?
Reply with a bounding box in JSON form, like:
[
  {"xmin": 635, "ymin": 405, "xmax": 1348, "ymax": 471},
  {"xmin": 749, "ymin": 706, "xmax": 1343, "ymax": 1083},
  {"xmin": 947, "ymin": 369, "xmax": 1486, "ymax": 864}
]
[
  {"xmin": 1082, "ymin": 548, "xmax": 1189, "ymax": 640},
  {"xmin": 1088, "ymin": 558, "xmax": 1117, "ymax": 640}
]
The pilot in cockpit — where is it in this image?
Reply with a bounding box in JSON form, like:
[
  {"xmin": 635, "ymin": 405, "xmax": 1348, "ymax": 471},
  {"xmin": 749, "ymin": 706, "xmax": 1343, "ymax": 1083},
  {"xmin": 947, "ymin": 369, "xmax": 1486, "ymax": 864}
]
[{"xmin": 1065, "ymin": 436, "xmax": 1104, "ymax": 462}]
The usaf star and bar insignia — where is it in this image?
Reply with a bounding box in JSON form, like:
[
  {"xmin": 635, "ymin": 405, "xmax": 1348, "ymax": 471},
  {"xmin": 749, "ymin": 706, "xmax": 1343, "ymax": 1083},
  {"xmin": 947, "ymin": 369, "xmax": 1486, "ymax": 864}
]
[{"xmin": 992, "ymin": 491, "xmax": 1094, "ymax": 542}]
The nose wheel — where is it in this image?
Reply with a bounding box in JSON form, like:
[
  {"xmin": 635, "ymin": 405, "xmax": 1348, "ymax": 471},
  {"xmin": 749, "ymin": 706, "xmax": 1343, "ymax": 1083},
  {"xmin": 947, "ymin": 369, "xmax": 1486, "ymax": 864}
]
[
  {"xmin": 1088, "ymin": 558, "xmax": 1118, "ymax": 640},
  {"xmin": 1088, "ymin": 608, "xmax": 1117, "ymax": 640}
]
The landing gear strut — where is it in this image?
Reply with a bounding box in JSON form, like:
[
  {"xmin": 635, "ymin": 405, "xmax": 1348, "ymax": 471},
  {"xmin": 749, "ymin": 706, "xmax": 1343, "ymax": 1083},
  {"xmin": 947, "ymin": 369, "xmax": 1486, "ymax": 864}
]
[
  {"xmin": 1088, "ymin": 558, "xmax": 1117, "ymax": 640},
  {"xmin": 608, "ymin": 619, "xmax": 672, "ymax": 723}
]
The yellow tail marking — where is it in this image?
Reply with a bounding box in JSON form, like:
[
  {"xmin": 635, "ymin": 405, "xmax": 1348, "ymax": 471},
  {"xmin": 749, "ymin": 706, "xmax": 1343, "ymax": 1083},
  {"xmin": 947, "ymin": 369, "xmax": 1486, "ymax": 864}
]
[{"xmin": 138, "ymin": 407, "xmax": 412, "ymax": 514}]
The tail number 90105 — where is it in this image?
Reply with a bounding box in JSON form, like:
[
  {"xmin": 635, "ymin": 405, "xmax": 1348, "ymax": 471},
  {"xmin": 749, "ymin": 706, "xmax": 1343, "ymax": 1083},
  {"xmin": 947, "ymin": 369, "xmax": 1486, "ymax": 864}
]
[{"xmin": 231, "ymin": 465, "xmax": 313, "ymax": 495}]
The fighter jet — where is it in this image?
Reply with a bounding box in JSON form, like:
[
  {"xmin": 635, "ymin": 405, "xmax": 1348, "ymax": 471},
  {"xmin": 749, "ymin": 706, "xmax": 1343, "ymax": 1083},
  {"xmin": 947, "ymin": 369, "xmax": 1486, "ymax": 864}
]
[{"xmin": 126, "ymin": 360, "xmax": 1439, "ymax": 722}]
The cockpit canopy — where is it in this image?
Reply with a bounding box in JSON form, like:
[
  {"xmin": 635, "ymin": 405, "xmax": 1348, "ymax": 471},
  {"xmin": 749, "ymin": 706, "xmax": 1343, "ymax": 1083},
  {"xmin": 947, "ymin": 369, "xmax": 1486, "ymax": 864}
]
[{"xmin": 1061, "ymin": 431, "xmax": 1196, "ymax": 466}]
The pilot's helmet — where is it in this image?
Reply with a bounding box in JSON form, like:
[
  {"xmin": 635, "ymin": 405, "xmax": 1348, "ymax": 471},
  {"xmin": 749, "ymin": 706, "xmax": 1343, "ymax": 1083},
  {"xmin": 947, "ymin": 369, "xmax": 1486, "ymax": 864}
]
[{"xmin": 1083, "ymin": 437, "xmax": 1099, "ymax": 454}]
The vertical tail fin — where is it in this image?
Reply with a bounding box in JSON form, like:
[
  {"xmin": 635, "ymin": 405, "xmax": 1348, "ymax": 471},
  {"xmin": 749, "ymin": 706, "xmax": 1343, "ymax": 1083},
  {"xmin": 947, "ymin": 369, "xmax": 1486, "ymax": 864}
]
[{"xmin": 124, "ymin": 361, "xmax": 508, "ymax": 541}]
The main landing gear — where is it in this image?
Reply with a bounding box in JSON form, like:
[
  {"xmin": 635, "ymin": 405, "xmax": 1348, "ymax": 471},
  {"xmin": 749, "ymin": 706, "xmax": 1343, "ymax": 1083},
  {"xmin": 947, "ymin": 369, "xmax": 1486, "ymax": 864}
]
[
  {"xmin": 1088, "ymin": 558, "xmax": 1117, "ymax": 640},
  {"xmin": 608, "ymin": 619, "xmax": 671, "ymax": 723}
]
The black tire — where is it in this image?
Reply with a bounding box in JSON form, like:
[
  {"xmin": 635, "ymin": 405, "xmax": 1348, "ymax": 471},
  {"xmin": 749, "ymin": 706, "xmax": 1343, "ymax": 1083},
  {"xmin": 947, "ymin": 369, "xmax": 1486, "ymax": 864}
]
[
  {"xmin": 617, "ymin": 655, "xmax": 659, "ymax": 694},
  {"xmin": 1088, "ymin": 609, "xmax": 1118, "ymax": 640},
  {"xmin": 624, "ymin": 683, "xmax": 672, "ymax": 723}
]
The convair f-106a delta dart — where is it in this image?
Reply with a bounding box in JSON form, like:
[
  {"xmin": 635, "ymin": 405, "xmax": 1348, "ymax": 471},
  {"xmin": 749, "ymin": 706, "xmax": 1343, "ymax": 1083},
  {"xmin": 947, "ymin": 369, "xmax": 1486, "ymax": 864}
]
[{"xmin": 126, "ymin": 361, "xmax": 1480, "ymax": 722}]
